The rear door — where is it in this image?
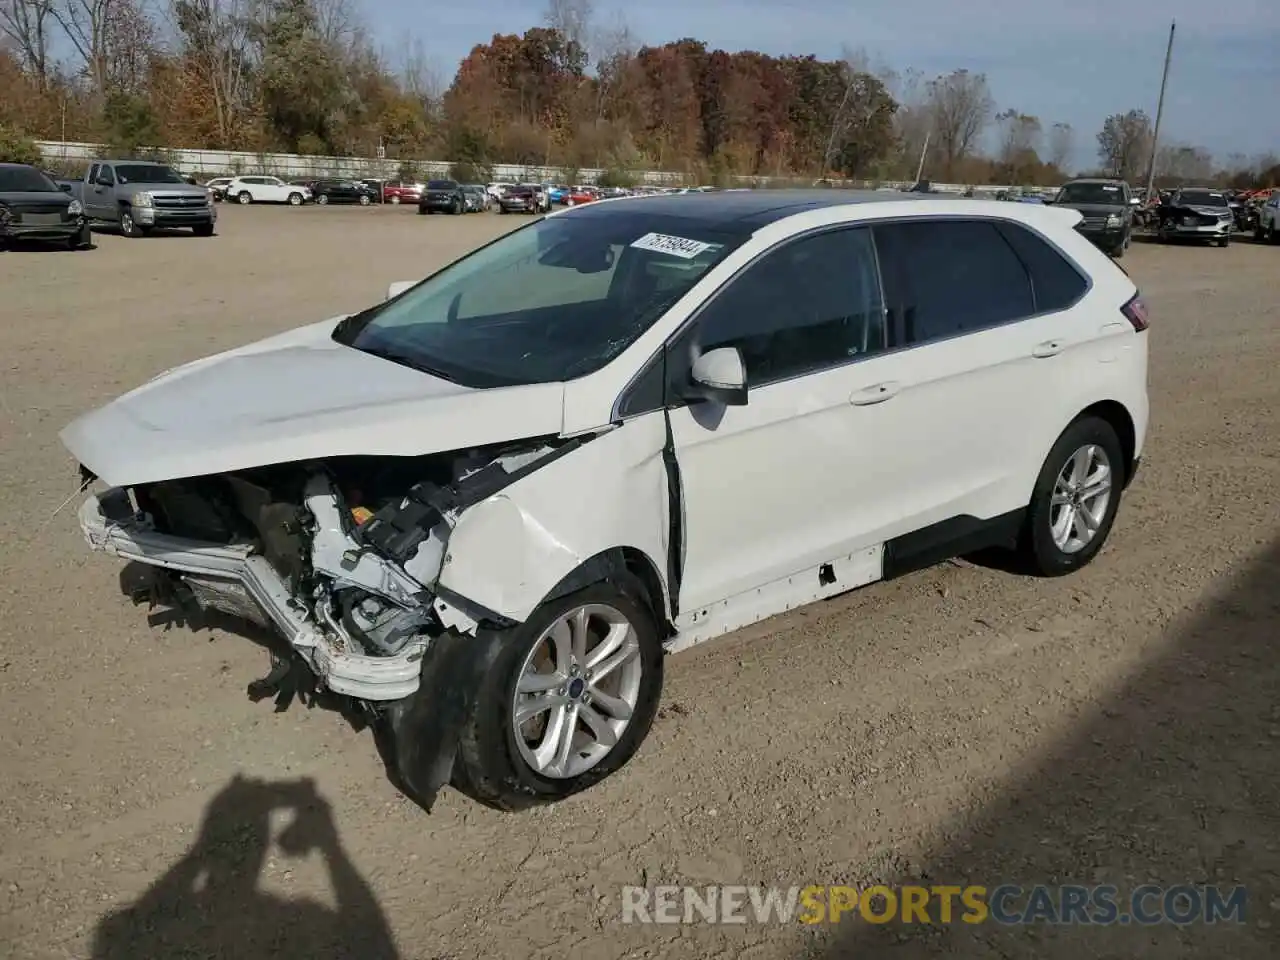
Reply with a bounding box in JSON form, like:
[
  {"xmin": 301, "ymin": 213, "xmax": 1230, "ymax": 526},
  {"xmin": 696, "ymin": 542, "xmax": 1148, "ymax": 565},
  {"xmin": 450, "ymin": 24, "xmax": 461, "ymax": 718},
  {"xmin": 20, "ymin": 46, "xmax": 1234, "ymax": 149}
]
[{"xmin": 869, "ymin": 216, "xmax": 1091, "ymax": 534}]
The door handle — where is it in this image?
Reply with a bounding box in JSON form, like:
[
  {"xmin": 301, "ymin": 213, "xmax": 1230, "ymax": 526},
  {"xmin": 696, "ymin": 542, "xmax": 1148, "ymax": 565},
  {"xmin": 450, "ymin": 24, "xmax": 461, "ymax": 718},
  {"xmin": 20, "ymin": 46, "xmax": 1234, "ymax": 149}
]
[
  {"xmin": 1032, "ymin": 339, "xmax": 1065, "ymax": 358},
  {"xmin": 1099, "ymin": 322, "xmax": 1127, "ymax": 334},
  {"xmin": 849, "ymin": 382, "xmax": 900, "ymax": 406}
]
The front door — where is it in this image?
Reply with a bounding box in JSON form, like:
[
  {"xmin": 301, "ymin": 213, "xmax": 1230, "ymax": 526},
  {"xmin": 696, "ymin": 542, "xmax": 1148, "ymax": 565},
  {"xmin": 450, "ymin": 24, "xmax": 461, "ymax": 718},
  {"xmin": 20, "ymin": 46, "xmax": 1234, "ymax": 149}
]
[
  {"xmin": 84, "ymin": 163, "xmax": 114, "ymax": 220},
  {"xmin": 666, "ymin": 225, "xmax": 914, "ymax": 613}
]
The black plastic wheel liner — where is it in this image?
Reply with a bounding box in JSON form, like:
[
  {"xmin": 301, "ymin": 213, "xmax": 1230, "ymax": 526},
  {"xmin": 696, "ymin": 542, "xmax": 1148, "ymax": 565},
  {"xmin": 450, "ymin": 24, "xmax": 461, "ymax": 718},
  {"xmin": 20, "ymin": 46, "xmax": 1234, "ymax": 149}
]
[{"xmin": 376, "ymin": 628, "xmax": 505, "ymax": 812}]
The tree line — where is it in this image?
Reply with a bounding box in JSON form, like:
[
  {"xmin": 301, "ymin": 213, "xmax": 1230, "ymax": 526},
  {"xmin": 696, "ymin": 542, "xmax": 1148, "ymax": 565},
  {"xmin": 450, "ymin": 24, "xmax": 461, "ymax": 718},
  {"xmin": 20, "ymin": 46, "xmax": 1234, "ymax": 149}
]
[{"xmin": 2, "ymin": 0, "xmax": 1277, "ymax": 187}]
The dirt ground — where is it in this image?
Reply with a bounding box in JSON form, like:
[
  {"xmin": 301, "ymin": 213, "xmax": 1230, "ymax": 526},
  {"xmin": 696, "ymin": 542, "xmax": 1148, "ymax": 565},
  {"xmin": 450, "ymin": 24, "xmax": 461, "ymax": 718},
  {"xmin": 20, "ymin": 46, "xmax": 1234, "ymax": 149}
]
[{"xmin": 1, "ymin": 204, "xmax": 1277, "ymax": 960}]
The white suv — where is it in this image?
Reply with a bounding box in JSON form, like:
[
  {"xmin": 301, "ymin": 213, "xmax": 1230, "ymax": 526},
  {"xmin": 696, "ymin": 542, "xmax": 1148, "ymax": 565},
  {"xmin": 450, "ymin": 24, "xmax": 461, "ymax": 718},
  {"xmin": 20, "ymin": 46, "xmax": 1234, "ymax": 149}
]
[
  {"xmin": 61, "ymin": 191, "xmax": 1149, "ymax": 812},
  {"xmin": 225, "ymin": 176, "xmax": 310, "ymax": 205}
]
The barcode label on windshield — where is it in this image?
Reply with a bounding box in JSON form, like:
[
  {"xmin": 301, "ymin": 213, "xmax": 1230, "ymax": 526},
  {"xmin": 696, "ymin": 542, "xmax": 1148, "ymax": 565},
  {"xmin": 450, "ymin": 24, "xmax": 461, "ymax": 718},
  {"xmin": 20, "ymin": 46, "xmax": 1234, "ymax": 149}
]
[{"xmin": 631, "ymin": 232, "xmax": 713, "ymax": 260}]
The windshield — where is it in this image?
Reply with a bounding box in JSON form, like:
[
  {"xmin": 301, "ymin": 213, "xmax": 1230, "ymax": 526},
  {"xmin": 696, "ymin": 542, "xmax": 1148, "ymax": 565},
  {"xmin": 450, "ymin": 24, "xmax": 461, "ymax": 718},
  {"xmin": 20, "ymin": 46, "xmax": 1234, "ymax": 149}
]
[
  {"xmin": 114, "ymin": 164, "xmax": 186, "ymax": 184},
  {"xmin": 427, "ymin": 180, "xmax": 456, "ymax": 190},
  {"xmin": 1178, "ymin": 190, "xmax": 1227, "ymax": 207},
  {"xmin": 0, "ymin": 166, "xmax": 58, "ymax": 192},
  {"xmin": 1057, "ymin": 182, "xmax": 1126, "ymax": 205},
  {"xmin": 334, "ymin": 212, "xmax": 746, "ymax": 388}
]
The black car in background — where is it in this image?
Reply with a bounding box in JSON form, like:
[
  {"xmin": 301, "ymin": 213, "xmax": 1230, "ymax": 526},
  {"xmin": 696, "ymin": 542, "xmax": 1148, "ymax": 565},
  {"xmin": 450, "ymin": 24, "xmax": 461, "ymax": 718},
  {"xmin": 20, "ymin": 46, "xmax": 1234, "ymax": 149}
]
[
  {"xmin": 1050, "ymin": 178, "xmax": 1134, "ymax": 258},
  {"xmin": 418, "ymin": 179, "xmax": 466, "ymax": 215},
  {"xmin": 309, "ymin": 179, "xmax": 377, "ymax": 205},
  {"xmin": 0, "ymin": 162, "xmax": 92, "ymax": 250}
]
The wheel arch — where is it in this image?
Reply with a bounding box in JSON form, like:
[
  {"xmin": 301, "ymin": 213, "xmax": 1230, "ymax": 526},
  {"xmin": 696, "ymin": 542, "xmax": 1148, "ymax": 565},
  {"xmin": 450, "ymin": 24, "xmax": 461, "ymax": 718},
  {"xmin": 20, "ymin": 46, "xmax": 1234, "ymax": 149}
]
[
  {"xmin": 539, "ymin": 547, "xmax": 672, "ymax": 635},
  {"xmin": 1072, "ymin": 399, "xmax": 1138, "ymax": 488}
]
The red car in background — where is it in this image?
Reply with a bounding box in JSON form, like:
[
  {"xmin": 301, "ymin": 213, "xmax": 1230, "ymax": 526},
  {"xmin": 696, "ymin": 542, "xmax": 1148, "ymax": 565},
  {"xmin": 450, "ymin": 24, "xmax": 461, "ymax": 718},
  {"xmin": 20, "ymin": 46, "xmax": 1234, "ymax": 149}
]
[
  {"xmin": 562, "ymin": 187, "xmax": 601, "ymax": 206},
  {"xmin": 383, "ymin": 181, "xmax": 424, "ymax": 205}
]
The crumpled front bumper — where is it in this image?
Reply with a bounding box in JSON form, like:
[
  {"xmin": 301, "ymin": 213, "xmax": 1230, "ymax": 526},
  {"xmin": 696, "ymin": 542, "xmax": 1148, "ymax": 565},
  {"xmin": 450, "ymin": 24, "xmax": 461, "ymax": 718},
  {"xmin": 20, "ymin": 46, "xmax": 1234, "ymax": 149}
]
[{"xmin": 77, "ymin": 492, "xmax": 425, "ymax": 701}]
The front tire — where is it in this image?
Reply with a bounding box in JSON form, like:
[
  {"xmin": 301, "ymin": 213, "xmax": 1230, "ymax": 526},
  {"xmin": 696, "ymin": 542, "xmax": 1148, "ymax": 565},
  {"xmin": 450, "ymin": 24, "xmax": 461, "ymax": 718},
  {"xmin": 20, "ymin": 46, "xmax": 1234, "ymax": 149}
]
[
  {"xmin": 192, "ymin": 223, "xmax": 215, "ymax": 237},
  {"xmin": 288, "ymin": 192, "xmax": 302, "ymax": 205},
  {"xmin": 454, "ymin": 574, "xmax": 665, "ymax": 810},
  {"xmin": 1018, "ymin": 417, "xmax": 1126, "ymax": 577},
  {"xmin": 119, "ymin": 211, "xmax": 143, "ymax": 238}
]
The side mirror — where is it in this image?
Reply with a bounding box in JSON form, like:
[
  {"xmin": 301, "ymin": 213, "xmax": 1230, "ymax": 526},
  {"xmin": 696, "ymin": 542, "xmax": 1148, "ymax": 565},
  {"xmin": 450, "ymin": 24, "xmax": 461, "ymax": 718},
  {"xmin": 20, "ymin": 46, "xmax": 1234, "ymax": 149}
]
[
  {"xmin": 386, "ymin": 280, "xmax": 415, "ymax": 301},
  {"xmin": 58, "ymin": 182, "xmax": 72, "ymax": 193},
  {"xmin": 686, "ymin": 347, "xmax": 748, "ymax": 406},
  {"xmin": 96, "ymin": 177, "xmax": 113, "ymax": 187}
]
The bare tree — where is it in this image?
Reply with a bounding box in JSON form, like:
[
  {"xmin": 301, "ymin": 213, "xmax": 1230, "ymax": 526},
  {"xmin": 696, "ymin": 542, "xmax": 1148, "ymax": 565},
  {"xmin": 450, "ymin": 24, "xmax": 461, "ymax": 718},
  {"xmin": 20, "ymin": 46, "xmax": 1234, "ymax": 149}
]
[
  {"xmin": 50, "ymin": 0, "xmax": 151, "ymax": 95},
  {"xmin": 172, "ymin": 0, "xmax": 253, "ymax": 145},
  {"xmin": 590, "ymin": 8, "xmax": 634, "ymax": 121},
  {"xmin": 0, "ymin": 0, "xmax": 54, "ymax": 88},
  {"xmin": 1155, "ymin": 143, "xmax": 1213, "ymax": 185},
  {"xmin": 998, "ymin": 110, "xmax": 1039, "ymax": 161},
  {"xmin": 925, "ymin": 68, "xmax": 993, "ymax": 180},
  {"xmin": 1047, "ymin": 121, "xmax": 1073, "ymax": 172},
  {"xmin": 1096, "ymin": 109, "xmax": 1152, "ymax": 181},
  {"xmin": 545, "ymin": 0, "xmax": 591, "ymax": 56}
]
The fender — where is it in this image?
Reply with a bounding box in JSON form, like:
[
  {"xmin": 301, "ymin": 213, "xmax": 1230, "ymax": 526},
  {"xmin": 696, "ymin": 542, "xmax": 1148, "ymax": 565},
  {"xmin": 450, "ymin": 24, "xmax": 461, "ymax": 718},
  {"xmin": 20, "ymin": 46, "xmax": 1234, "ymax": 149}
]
[{"xmin": 436, "ymin": 413, "xmax": 673, "ymax": 624}]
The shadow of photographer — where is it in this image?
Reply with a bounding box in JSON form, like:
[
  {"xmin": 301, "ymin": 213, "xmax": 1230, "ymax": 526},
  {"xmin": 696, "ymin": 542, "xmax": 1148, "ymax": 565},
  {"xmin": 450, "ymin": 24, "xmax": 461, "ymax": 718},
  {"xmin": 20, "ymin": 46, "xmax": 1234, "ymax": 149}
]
[{"xmin": 91, "ymin": 774, "xmax": 399, "ymax": 960}]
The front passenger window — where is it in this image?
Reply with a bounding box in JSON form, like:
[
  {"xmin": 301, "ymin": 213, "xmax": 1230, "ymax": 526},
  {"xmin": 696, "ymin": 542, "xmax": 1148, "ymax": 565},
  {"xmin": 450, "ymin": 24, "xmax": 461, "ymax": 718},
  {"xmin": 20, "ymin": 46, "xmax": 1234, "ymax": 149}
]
[{"xmin": 694, "ymin": 227, "xmax": 885, "ymax": 387}]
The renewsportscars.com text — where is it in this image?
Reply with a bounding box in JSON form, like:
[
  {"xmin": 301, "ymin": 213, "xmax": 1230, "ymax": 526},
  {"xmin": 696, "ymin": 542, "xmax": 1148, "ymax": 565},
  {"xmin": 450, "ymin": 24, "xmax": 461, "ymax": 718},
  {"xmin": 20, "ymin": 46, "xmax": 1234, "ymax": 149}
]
[{"xmin": 620, "ymin": 884, "xmax": 1247, "ymax": 926}]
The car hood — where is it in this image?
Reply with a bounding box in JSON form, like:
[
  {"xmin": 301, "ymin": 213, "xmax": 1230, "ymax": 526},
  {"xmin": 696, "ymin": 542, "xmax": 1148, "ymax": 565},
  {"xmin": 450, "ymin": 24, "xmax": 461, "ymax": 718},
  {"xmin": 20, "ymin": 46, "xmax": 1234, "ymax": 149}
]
[
  {"xmin": 1178, "ymin": 205, "xmax": 1230, "ymax": 217},
  {"xmin": 1055, "ymin": 202, "xmax": 1127, "ymax": 216},
  {"xmin": 60, "ymin": 317, "xmax": 568, "ymax": 486},
  {"xmin": 0, "ymin": 190, "xmax": 71, "ymax": 205}
]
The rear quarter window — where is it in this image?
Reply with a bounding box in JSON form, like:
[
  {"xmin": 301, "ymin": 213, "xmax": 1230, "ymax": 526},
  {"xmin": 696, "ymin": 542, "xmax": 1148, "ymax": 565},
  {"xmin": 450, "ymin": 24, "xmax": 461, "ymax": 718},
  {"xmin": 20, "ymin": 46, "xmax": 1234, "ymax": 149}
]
[
  {"xmin": 994, "ymin": 221, "xmax": 1089, "ymax": 314},
  {"xmin": 874, "ymin": 219, "xmax": 1035, "ymax": 344}
]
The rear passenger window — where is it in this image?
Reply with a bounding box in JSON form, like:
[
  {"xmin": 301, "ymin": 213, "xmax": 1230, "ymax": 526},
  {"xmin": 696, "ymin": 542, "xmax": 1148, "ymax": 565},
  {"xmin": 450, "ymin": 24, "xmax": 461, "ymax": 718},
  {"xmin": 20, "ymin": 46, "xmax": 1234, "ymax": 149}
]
[
  {"xmin": 996, "ymin": 222, "xmax": 1088, "ymax": 313},
  {"xmin": 874, "ymin": 220, "xmax": 1033, "ymax": 344}
]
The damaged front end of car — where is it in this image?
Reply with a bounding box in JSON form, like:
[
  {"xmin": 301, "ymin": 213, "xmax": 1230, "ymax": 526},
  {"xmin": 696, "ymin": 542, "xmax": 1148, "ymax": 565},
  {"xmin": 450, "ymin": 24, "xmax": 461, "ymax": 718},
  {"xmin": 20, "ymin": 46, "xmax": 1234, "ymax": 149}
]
[{"xmin": 74, "ymin": 434, "xmax": 590, "ymax": 810}]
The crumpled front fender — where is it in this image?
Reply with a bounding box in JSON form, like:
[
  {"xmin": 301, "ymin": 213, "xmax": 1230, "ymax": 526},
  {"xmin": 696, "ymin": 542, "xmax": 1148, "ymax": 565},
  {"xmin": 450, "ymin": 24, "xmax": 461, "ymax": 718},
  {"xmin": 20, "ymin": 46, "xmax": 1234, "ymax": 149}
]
[{"xmin": 435, "ymin": 415, "xmax": 672, "ymax": 624}]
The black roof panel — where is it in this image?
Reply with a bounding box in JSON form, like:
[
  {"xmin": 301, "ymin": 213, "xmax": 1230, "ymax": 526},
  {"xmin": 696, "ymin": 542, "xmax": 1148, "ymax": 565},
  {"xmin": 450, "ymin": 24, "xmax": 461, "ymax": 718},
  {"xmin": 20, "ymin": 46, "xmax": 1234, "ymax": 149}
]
[{"xmin": 563, "ymin": 188, "xmax": 926, "ymax": 230}]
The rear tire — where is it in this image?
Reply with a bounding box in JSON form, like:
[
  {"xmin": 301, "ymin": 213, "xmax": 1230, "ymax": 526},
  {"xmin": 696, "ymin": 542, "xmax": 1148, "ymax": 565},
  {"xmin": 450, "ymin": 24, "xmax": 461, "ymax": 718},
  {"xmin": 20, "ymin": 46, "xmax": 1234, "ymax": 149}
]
[
  {"xmin": 317, "ymin": 194, "xmax": 329, "ymax": 205},
  {"xmin": 1017, "ymin": 416, "xmax": 1125, "ymax": 577},
  {"xmin": 390, "ymin": 195, "xmax": 401, "ymax": 204},
  {"xmin": 359, "ymin": 194, "xmax": 371, "ymax": 206},
  {"xmin": 237, "ymin": 191, "xmax": 252, "ymax": 205},
  {"xmin": 454, "ymin": 574, "xmax": 665, "ymax": 811}
]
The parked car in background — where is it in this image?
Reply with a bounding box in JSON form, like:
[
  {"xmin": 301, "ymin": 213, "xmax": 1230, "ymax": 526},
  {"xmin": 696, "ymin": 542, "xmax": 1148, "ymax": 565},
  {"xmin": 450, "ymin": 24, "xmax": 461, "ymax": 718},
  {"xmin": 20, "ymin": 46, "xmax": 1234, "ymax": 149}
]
[
  {"xmin": 1255, "ymin": 190, "xmax": 1280, "ymax": 243},
  {"xmin": 224, "ymin": 176, "xmax": 311, "ymax": 206},
  {"xmin": 66, "ymin": 160, "xmax": 215, "ymax": 237},
  {"xmin": 561, "ymin": 187, "xmax": 600, "ymax": 207},
  {"xmin": 0, "ymin": 162, "xmax": 92, "ymax": 249},
  {"xmin": 310, "ymin": 179, "xmax": 377, "ymax": 206},
  {"xmin": 360, "ymin": 179, "xmax": 387, "ymax": 202},
  {"xmin": 487, "ymin": 182, "xmax": 515, "ymax": 201},
  {"xmin": 1154, "ymin": 187, "xmax": 1233, "ymax": 246},
  {"xmin": 1050, "ymin": 178, "xmax": 1134, "ymax": 258},
  {"xmin": 383, "ymin": 181, "xmax": 424, "ymax": 205},
  {"xmin": 60, "ymin": 190, "xmax": 1149, "ymax": 812},
  {"xmin": 521, "ymin": 183, "xmax": 551, "ymax": 212},
  {"xmin": 462, "ymin": 184, "xmax": 489, "ymax": 212},
  {"xmin": 205, "ymin": 177, "xmax": 234, "ymax": 202},
  {"xmin": 497, "ymin": 186, "xmax": 541, "ymax": 214},
  {"xmin": 418, "ymin": 179, "xmax": 467, "ymax": 215}
]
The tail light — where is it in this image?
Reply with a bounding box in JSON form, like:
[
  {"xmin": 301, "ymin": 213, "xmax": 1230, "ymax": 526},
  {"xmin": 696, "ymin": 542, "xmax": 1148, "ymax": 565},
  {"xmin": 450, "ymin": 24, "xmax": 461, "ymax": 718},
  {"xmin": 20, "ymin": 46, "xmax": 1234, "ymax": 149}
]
[{"xmin": 1121, "ymin": 292, "xmax": 1149, "ymax": 332}]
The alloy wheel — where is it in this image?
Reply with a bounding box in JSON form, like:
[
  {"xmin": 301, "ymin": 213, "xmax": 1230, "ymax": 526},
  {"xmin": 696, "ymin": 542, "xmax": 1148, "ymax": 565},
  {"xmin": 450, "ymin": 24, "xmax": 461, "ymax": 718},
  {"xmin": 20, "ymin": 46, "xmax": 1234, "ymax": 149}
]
[
  {"xmin": 1050, "ymin": 444, "xmax": 1113, "ymax": 554},
  {"xmin": 511, "ymin": 603, "xmax": 644, "ymax": 779}
]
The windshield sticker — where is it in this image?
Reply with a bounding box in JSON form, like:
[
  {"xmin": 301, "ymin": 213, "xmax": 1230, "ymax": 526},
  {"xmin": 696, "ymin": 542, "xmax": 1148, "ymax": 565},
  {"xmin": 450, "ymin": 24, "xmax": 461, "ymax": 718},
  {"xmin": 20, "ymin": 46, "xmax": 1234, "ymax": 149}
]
[{"xmin": 631, "ymin": 232, "xmax": 714, "ymax": 260}]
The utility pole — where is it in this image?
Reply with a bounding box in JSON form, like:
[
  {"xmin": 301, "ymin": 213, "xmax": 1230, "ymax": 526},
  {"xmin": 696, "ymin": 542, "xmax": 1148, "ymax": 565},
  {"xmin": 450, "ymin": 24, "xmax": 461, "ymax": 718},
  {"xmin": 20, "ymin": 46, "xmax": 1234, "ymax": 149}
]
[
  {"xmin": 1144, "ymin": 21, "xmax": 1176, "ymax": 199},
  {"xmin": 914, "ymin": 131, "xmax": 931, "ymax": 185}
]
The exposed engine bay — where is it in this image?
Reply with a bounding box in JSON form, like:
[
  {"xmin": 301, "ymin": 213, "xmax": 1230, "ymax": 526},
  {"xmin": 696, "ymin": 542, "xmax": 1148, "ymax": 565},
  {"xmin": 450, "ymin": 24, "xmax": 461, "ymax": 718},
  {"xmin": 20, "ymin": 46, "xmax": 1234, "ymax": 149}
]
[{"xmin": 83, "ymin": 435, "xmax": 584, "ymax": 703}]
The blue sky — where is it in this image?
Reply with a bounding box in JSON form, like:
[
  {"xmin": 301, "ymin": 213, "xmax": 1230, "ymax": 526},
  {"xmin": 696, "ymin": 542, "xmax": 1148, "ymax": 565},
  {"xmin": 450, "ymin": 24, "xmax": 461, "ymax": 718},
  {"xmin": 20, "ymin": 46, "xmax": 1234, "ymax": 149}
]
[{"xmin": 364, "ymin": 0, "xmax": 1280, "ymax": 172}]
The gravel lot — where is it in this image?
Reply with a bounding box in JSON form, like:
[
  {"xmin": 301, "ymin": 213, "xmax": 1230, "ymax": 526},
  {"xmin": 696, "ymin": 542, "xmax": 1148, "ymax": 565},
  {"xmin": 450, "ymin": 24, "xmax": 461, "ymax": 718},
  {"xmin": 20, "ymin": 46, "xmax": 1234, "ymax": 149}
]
[{"xmin": 1, "ymin": 204, "xmax": 1278, "ymax": 960}]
